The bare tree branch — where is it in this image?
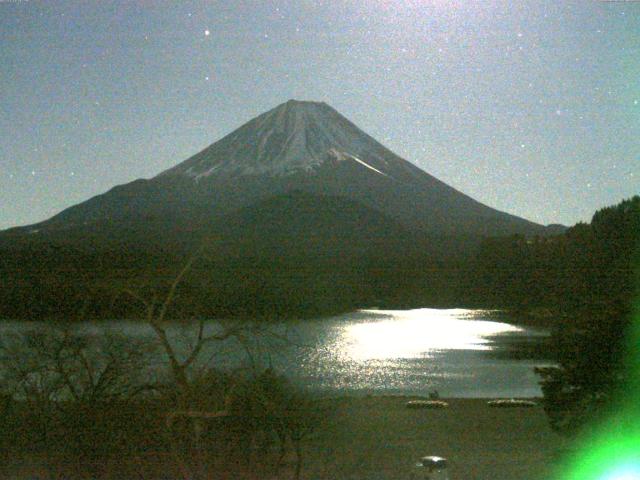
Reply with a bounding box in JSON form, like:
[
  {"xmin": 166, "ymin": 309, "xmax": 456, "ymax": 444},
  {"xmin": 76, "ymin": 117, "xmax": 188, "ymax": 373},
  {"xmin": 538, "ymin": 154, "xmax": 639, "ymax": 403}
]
[{"xmin": 156, "ymin": 247, "xmax": 204, "ymax": 325}]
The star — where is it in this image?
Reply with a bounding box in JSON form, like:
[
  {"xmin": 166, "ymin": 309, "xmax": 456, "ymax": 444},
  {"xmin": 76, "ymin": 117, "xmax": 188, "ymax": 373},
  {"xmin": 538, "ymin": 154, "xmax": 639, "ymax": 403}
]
[
  {"xmin": 204, "ymin": 29, "xmax": 210, "ymax": 36},
  {"xmin": 205, "ymin": 76, "xmax": 210, "ymax": 81}
]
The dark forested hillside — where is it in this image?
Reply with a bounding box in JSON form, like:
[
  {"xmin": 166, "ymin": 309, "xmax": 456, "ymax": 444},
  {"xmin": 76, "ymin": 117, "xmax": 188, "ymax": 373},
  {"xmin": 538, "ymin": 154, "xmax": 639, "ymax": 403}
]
[
  {"xmin": 0, "ymin": 192, "xmax": 475, "ymax": 321},
  {"xmin": 472, "ymin": 196, "xmax": 639, "ymax": 434},
  {"xmin": 472, "ymin": 196, "xmax": 639, "ymax": 319},
  {"xmin": 1, "ymin": 195, "xmax": 636, "ymax": 324},
  {"xmin": 472, "ymin": 196, "xmax": 640, "ymax": 435}
]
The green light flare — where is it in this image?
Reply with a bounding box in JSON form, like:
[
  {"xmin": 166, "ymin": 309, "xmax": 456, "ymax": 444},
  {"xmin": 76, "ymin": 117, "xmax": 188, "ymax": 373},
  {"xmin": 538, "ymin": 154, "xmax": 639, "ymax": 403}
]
[
  {"xmin": 557, "ymin": 418, "xmax": 640, "ymax": 480},
  {"xmin": 556, "ymin": 253, "xmax": 640, "ymax": 480}
]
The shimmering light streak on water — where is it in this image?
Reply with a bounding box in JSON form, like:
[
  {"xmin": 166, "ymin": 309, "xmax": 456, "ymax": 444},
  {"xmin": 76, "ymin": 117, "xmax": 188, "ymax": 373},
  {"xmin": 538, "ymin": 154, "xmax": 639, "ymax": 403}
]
[{"xmin": 338, "ymin": 308, "xmax": 523, "ymax": 361}]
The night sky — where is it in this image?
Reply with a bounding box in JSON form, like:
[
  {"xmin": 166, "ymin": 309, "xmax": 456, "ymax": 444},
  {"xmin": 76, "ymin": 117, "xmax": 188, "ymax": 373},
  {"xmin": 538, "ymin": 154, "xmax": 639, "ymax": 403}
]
[{"xmin": 1, "ymin": 0, "xmax": 638, "ymax": 230}]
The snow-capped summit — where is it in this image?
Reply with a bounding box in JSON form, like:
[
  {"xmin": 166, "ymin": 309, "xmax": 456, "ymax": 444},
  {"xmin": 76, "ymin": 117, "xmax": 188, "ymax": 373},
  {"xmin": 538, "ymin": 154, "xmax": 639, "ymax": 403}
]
[{"xmin": 158, "ymin": 99, "xmax": 400, "ymax": 180}]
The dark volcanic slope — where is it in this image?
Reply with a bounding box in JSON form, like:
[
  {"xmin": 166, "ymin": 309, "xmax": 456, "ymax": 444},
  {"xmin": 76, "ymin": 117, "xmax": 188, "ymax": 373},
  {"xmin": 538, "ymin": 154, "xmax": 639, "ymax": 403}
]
[
  {"xmin": 3, "ymin": 99, "xmax": 551, "ymax": 240},
  {"xmin": 214, "ymin": 190, "xmax": 418, "ymax": 258}
]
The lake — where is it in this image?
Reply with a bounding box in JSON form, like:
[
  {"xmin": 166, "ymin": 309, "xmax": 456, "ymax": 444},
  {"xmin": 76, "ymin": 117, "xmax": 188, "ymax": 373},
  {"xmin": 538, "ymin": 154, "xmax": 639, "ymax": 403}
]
[
  {"xmin": 278, "ymin": 308, "xmax": 552, "ymax": 398},
  {"xmin": 0, "ymin": 308, "xmax": 552, "ymax": 398}
]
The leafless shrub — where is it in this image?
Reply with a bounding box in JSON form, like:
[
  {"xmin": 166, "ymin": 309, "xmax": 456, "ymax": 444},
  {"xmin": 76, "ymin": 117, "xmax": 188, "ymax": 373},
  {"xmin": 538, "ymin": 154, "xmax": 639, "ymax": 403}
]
[
  {"xmin": 0, "ymin": 326, "xmax": 156, "ymax": 478},
  {"xmin": 223, "ymin": 367, "xmax": 329, "ymax": 480}
]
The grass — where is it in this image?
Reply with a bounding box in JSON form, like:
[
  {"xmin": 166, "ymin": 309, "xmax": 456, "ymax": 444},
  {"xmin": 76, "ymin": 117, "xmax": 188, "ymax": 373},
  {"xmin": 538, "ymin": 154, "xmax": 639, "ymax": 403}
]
[
  {"xmin": 300, "ymin": 396, "xmax": 566, "ymax": 480},
  {"xmin": 1, "ymin": 396, "xmax": 567, "ymax": 479}
]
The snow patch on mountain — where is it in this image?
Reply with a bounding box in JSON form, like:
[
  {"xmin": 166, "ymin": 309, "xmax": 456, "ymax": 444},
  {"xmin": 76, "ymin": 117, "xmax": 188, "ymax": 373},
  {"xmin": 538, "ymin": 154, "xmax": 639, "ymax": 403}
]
[{"xmin": 327, "ymin": 148, "xmax": 388, "ymax": 177}]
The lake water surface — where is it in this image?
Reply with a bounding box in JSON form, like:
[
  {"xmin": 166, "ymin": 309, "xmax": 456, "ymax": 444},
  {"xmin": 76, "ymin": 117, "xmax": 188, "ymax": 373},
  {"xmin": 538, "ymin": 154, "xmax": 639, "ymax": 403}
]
[
  {"xmin": 0, "ymin": 308, "xmax": 552, "ymax": 398},
  {"xmin": 281, "ymin": 308, "xmax": 552, "ymax": 398}
]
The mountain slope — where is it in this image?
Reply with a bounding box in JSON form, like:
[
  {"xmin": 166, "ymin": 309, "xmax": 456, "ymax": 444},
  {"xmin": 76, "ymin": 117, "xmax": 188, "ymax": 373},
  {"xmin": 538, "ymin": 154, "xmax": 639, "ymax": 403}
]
[
  {"xmin": 214, "ymin": 190, "xmax": 417, "ymax": 258},
  {"xmin": 6, "ymin": 99, "xmax": 550, "ymax": 239}
]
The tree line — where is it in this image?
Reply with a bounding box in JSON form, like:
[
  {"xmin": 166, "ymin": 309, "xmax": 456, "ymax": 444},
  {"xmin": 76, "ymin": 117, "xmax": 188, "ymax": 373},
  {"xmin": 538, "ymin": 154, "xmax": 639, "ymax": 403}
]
[{"xmin": 473, "ymin": 196, "xmax": 639, "ymax": 434}]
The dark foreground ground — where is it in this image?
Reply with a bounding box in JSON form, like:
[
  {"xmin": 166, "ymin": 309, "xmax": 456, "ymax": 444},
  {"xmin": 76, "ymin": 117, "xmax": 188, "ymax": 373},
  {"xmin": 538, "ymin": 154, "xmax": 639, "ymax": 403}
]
[
  {"xmin": 2, "ymin": 396, "xmax": 567, "ymax": 480},
  {"xmin": 304, "ymin": 396, "xmax": 566, "ymax": 480}
]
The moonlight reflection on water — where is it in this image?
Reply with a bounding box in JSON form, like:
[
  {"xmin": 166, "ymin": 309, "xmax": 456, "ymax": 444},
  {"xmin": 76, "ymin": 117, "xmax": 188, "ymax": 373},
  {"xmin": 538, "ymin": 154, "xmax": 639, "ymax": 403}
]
[
  {"xmin": 297, "ymin": 308, "xmax": 547, "ymax": 397},
  {"xmin": 338, "ymin": 308, "xmax": 523, "ymax": 361}
]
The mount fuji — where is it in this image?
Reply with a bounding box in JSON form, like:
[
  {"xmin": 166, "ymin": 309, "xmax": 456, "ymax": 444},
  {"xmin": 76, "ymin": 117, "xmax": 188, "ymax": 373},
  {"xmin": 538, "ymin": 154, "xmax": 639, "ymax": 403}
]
[
  {"xmin": 0, "ymin": 100, "xmax": 564, "ymax": 319},
  {"xmin": 6, "ymin": 99, "xmax": 550, "ymax": 240}
]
